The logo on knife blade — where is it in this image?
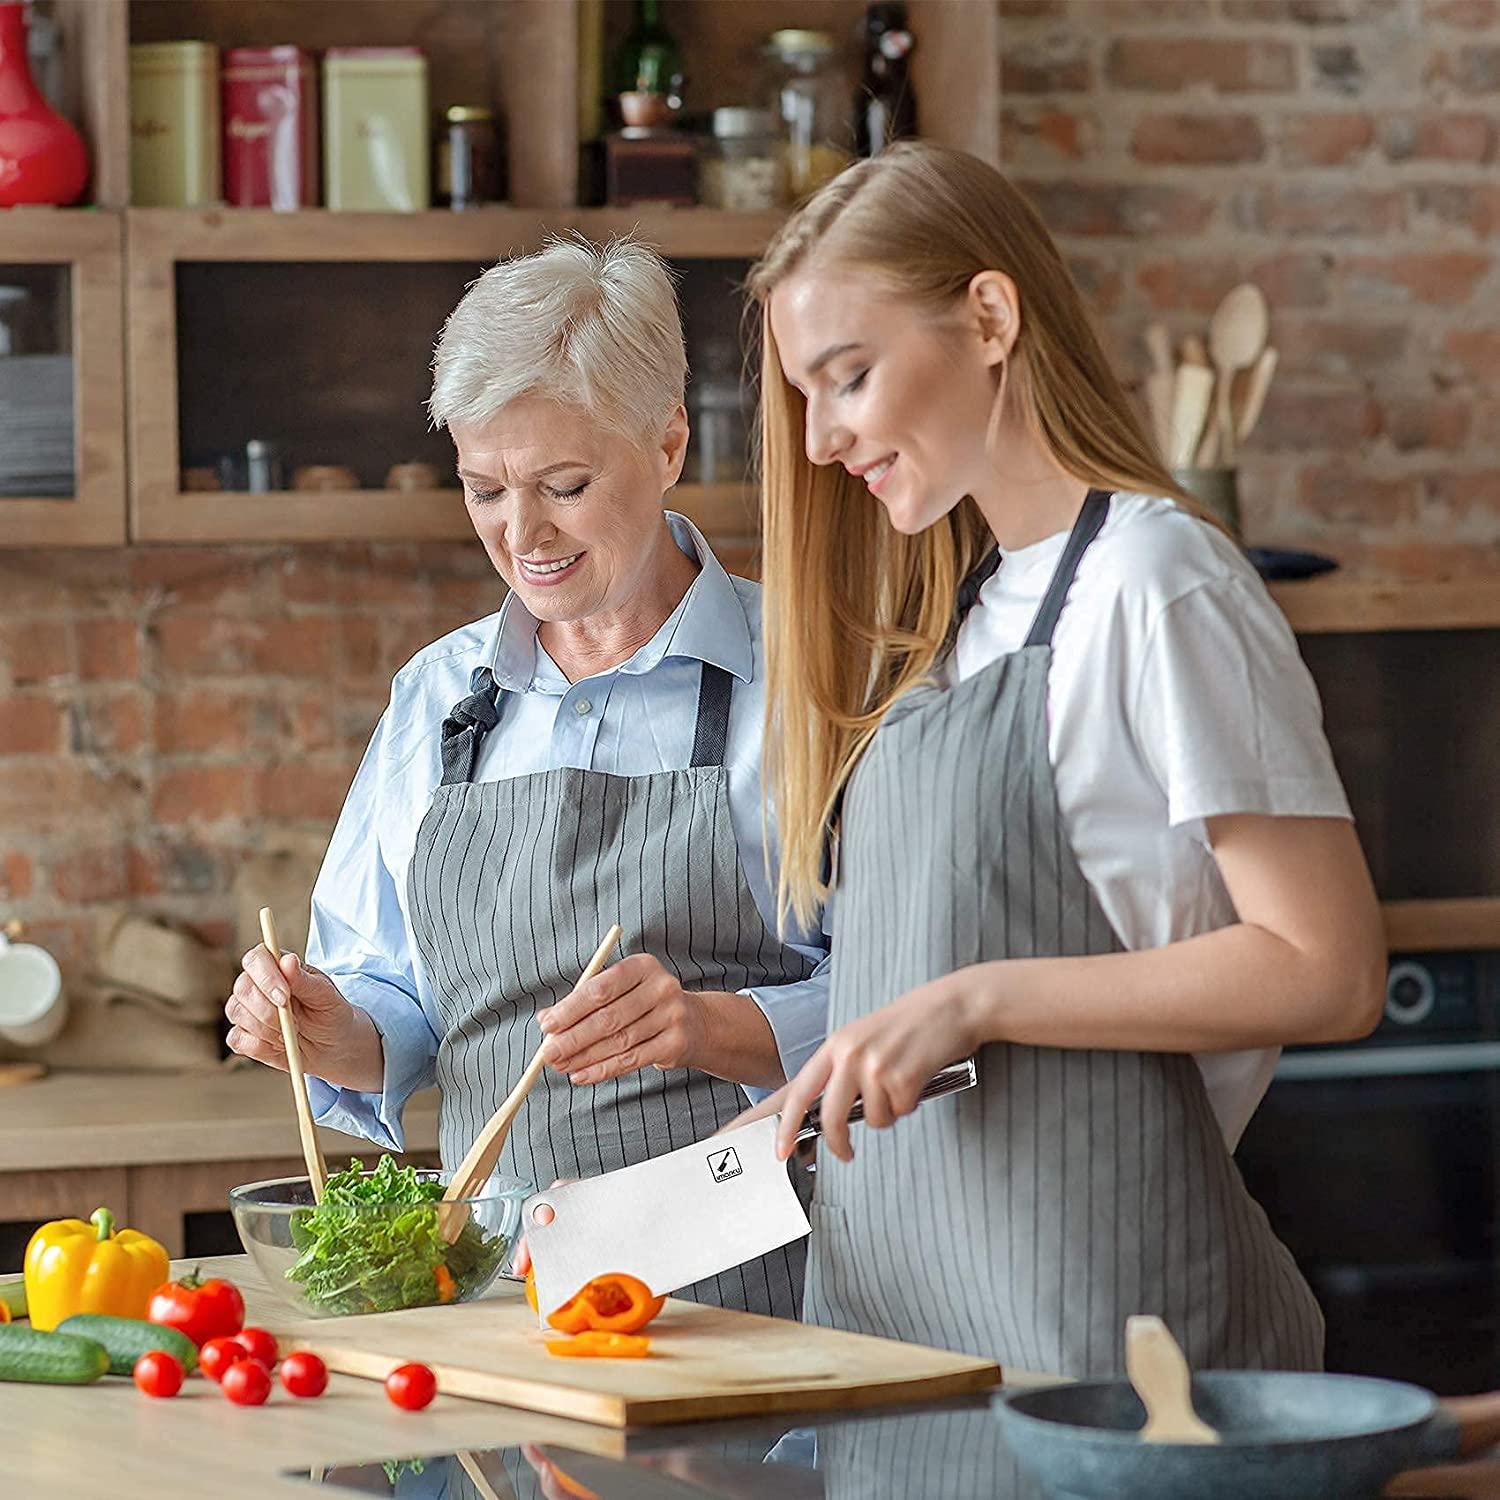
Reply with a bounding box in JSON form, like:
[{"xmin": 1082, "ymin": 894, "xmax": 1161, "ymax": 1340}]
[{"xmin": 708, "ymin": 1146, "xmax": 742, "ymax": 1182}]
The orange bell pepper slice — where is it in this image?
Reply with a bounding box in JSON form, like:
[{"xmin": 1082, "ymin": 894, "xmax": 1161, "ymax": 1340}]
[
  {"xmin": 434, "ymin": 1265, "xmax": 456, "ymax": 1304},
  {"xmin": 525, "ymin": 1269, "xmax": 664, "ymax": 1335},
  {"xmin": 544, "ymin": 1331, "xmax": 651, "ymax": 1359}
]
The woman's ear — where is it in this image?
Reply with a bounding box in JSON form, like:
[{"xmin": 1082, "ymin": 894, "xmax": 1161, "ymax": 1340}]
[
  {"xmin": 660, "ymin": 402, "xmax": 690, "ymax": 487},
  {"xmin": 967, "ymin": 271, "xmax": 1021, "ymax": 368}
]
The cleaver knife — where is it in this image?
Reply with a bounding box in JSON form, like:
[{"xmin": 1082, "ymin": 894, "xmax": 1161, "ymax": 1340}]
[{"xmin": 525, "ymin": 1057, "xmax": 977, "ymax": 1319}]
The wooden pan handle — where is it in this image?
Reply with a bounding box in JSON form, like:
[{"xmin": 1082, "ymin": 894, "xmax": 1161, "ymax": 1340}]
[{"xmin": 1445, "ymin": 1393, "xmax": 1500, "ymax": 1459}]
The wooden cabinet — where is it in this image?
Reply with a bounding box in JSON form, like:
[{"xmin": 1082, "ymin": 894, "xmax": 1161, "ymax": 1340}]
[
  {"xmin": 0, "ymin": 211, "xmax": 128, "ymax": 545},
  {"xmin": 2, "ymin": 0, "xmax": 998, "ymax": 549}
]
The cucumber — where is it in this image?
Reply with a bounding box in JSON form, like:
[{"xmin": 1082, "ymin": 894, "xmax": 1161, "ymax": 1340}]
[
  {"xmin": 0, "ymin": 1276, "xmax": 23, "ymax": 1321},
  {"xmin": 0, "ymin": 1325, "xmax": 109, "ymax": 1384},
  {"xmin": 55, "ymin": 1314, "xmax": 198, "ymax": 1377}
]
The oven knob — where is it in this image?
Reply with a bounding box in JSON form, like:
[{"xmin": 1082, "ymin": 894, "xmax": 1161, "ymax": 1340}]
[{"xmin": 1385, "ymin": 961, "xmax": 1436, "ymax": 1026}]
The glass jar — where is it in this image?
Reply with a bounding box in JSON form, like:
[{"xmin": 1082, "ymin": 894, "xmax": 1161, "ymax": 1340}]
[
  {"xmin": 688, "ymin": 339, "xmax": 749, "ymax": 486},
  {"xmin": 764, "ymin": 28, "xmax": 852, "ymax": 200},
  {"xmin": 438, "ymin": 105, "xmax": 500, "ymax": 209},
  {"xmin": 700, "ymin": 106, "xmax": 784, "ymax": 212}
]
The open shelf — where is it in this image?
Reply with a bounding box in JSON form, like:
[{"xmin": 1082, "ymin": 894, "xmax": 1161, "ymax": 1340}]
[
  {"xmin": 1382, "ymin": 899, "xmax": 1500, "ymax": 954},
  {"xmin": 126, "ymin": 207, "xmax": 789, "ymax": 265},
  {"xmin": 131, "ymin": 483, "xmax": 755, "ymax": 546},
  {"xmin": 1270, "ymin": 573, "xmax": 1500, "ymax": 635}
]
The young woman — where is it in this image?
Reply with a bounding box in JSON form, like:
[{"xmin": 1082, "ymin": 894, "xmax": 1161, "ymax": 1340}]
[{"xmin": 748, "ymin": 142, "xmax": 1386, "ymax": 1377}]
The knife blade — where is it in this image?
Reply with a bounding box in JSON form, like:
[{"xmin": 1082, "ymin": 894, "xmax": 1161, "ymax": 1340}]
[{"xmin": 525, "ymin": 1058, "xmax": 979, "ymax": 1319}]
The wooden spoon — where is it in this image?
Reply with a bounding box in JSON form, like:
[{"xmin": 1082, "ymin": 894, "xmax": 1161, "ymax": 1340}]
[
  {"xmin": 439, "ymin": 923, "xmax": 622, "ymax": 1244},
  {"xmin": 259, "ymin": 906, "xmax": 328, "ymax": 1202},
  {"xmin": 1235, "ymin": 345, "xmax": 1279, "ymax": 445},
  {"xmin": 1206, "ymin": 284, "xmax": 1269, "ymax": 468},
  {"xmin": 1126, "ymin": 1314, "xmax": 1221, "ymax": 1445},
  {"xmin": 1168, "ymin": 364, "xmax": 1215, "ymax": 470}
]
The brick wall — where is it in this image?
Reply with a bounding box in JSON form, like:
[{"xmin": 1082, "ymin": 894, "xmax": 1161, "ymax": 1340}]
[
  {"xmin": 0, "ymin": 545, "xmax": 504, "ymax": 990},
  {"xmin": 999, "ymin": 0, "xmax": 1500, "ymax": 574}
]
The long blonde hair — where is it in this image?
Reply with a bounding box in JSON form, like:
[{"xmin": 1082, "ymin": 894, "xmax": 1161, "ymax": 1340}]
[{"xmin": 748, "ymin": 142, "xmax": 1200, "ymax": 931}]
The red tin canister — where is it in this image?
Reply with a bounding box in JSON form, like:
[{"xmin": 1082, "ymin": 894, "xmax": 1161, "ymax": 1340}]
[{"xmin": 222, "ymin": 45, "xmax": 318, "ymax": 209}]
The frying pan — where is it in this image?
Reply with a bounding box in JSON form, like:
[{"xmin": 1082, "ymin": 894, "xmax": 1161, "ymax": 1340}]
[{"xmin": 995, "ymin": 1371, "xmax": 1500, "ymax": 1500}]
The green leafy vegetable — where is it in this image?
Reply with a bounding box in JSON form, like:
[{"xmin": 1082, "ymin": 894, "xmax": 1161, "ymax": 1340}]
[
  {"xmin": 382, "ymin": 1455, "xmax": 428, "ymax": 1487},
  {"xmin": 285, "ymin": 1157, "xmax": 506, "ymax": 1316}
]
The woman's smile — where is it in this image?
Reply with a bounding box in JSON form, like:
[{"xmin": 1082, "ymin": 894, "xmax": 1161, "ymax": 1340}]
[{"xmin": 516, "ymin": 550, "xmax": 586, "ymax": 586}]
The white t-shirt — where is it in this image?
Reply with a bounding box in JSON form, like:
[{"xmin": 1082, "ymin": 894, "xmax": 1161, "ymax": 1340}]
[{"xmin": 949, "ymin": 491, "xmax": 1351, "ymax": 1149}]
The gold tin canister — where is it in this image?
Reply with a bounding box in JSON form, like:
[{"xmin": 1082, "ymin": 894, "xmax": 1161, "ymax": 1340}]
[
  {"xmin": 322, "ymin": 48, "xmax": 429, "ymax": 212},
  {"xmin": 129, "ymin": 41, "xmax": 221, "ymax": 206}
]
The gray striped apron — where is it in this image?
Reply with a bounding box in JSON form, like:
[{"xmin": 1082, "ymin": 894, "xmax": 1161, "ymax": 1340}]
[
  {"xmin": 806, "ymin": 489, "xmax": 1325, "ymax": 1377},
  {"xmin": 407, "ymin": 659, "xmax": 814, "ymax": 1318}
]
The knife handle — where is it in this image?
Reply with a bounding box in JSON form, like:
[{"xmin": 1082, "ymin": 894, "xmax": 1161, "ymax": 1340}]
[{"xmin": 793, "ymin": 1057, "xmax": 978, "ymax": 1145}]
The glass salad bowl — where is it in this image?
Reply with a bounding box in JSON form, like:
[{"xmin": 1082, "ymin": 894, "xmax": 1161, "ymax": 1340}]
[{"xmin": 229, "ymin": 1156, "xmax": 532, "ymax": 1318}]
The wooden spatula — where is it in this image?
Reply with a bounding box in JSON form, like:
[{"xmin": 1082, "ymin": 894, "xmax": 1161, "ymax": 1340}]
[
  {"xmin": 439, "ymin": 923, "xmax": 622, "ymax": 1244},
  {"xmin": 259, "ymin": 906, "xmax": 327, "ymax": 1202},
  {"xmin": 1126, "ymin": 1314, "xmax": 1221, "ymax": 1445}
]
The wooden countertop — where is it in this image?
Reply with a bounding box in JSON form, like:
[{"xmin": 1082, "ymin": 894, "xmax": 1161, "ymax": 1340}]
[
  {"xmin": 0, "ymin": 1067, "xmax": 439, "ymax": 1174},
  {"xmin": 3, "ymin": 1254, "xmax": 1061, "ymax": 1500}
]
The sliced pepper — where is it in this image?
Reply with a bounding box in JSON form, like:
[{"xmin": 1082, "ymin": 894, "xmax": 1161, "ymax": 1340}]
[
  {"xmin": 24, "ymin": 1208, "xmax": 170, "ymax": 1332},
  {"xmin": 544, "ymin": 1331, "xmax": 651, "ymax": 1359},
  {"xmin": 525, "ymin": 1269, "xmax": 663, "ymax": 1335},
  {"xmin": 434, "ymin": 1265, "xmax": 456, "ymax": 1304}
]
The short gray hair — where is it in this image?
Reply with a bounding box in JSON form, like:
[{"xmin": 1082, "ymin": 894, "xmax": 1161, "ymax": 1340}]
[{"xmin": 428, "ymin": 235, "xmax": 686, "ymax": 444}]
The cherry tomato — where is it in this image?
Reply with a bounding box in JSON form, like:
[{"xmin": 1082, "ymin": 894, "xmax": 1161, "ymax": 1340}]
[
  {"xmin": 278, "ymin": 1351, "xmax": 328, "ymax": 1399},
  {"xmin": 221, "ymin": 1357, "xmax": 272, "ymax": 1406},
  {"xmin": 384, "ymin": 1362, "xmax": 437, "ymax": 1411},
  {"xmin": 199, "ymin": 1335, "xmax": 251, "ymax": 1383},
  {"xmin": 132, "ymin": 1350, "xmax": 185, "ymax": 1398},
  {"xmin": 148, "ymin": 1272, "xmax": 246, "ymax": 1348},
  {"xmin": 236, "ymin": 1326, "xmax": 278, "ymax": 1366}
]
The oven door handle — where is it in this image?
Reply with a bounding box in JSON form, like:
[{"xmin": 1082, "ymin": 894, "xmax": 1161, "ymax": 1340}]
[{"xmin": 1275, "ymin": 1041, "xmax": 1500, "ymax": 1081}]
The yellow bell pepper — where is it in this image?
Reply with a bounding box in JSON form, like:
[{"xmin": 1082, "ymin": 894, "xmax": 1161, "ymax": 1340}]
[{"xmin": 24, "ymin": 1207, "xmax": 169, "ymax": 1332}]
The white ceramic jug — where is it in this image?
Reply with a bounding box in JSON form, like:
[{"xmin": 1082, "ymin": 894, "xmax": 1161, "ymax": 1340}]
[{"xmin": 0, "ymin": 929, "xmax": 66, "ymax": 1046}]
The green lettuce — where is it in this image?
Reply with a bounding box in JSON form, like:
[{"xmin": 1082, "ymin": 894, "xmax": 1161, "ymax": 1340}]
[{"xmin": 285, "ymin": 1156, "xmax": 506, "ymax": 1316}]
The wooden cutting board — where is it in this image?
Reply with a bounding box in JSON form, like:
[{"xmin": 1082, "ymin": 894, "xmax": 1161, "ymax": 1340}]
[{"xmin": 270, "ymin": 1279, "xmax": 1002, "ymax": 1428}]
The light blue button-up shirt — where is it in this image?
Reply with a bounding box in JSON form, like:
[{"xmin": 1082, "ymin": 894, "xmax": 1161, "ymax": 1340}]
[{"xmin": 305, "ymin": 512, "xmax": 830, "ymax": 1151}]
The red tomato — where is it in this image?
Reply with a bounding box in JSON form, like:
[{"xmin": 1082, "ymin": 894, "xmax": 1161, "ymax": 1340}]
[
  {"xmin": 278, "ymin": 1351, "xmax": 328, "ymax": 1399},
  {"xmin": 236, "ymin": 1326, "xmax": 278, "ymax": 1366},
  {"xmin": 221, "ymin": 1357, "xmax": 272, "ymax": 1406},
  {"xmin": 132, "ymin": 1350, "xmax": 184, "ymax": 1398},
  {"xmin": 199, "ymin": 1335, "xmax": 251, "ymax": 1383},
  {"xmin": 148, "ymin": 1273, "xmax": 246, "ymax": 1348},
  {"xmin": 384, "ymin": 1362, "xmax": 437, "ymax": 1411}
]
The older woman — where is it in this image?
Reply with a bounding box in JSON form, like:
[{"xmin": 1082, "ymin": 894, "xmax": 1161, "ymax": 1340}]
[{"xmin": 224, "ymin": 238, "xmax": 827, "ymax": 1318}]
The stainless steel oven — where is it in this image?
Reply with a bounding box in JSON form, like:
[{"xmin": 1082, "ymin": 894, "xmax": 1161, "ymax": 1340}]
[{"xmin": 1235, "ymin": 951, "xmax": 1500, "ymax": 1395}]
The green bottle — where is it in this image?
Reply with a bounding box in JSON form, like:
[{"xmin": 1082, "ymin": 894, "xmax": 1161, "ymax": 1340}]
[{"xmin": 613, "ymin": 0, "xmax": 684, "ymax": 107}]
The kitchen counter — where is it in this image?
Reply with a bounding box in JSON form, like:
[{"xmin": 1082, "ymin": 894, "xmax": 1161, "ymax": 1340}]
[
  {"xmin": 0, "ymin": 1069, "xmax": 438, "ymax": 1259},
  {"xmin": 5, "ymin": 1255, "xmax": 1494, "ymax": 1500},
  {"xmin": 0, "ymin": 1067, "xmax": 437, "ymax": 1173}
]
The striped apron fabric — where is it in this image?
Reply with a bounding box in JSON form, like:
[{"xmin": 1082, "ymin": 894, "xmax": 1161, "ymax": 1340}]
[
  {"xmin": 805, "ymin": 489, "xmax": 1325, "ymax": 1377},
  {"xmin": 407, "ymin": 660, "xmax": 814, "ymax": 1319}
]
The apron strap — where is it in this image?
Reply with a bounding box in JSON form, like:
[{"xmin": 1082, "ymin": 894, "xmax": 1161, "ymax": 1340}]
[
  {"xmin": 689, "ymin": 662, "xmax": 734, "ymax": 768},
  {"xmin": 1022, "ymin": 487, "xmax": 1112, "ymax": 649},
  {"xmin": 439, "ymin": 670, "xmax": 503, "ymax": 786}
]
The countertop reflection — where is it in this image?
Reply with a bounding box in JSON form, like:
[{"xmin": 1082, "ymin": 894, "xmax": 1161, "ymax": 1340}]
[{"xmin": 287, "ymin": 1395, "xmax": 1499, "ymax": 1500}]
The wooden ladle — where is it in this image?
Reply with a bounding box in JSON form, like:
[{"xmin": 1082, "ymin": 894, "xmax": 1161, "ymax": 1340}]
[
  {"xmin": 1206, "ymin": 284, "xmax": 1269, "ymax": 468},
  {"xmin": 438, "ymin": 923, "xmax": 622, "ymax": 1244},
  {"xmin": 1126, "ymin": 1314, "xmax": 1221, "ymax": 1445}
]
